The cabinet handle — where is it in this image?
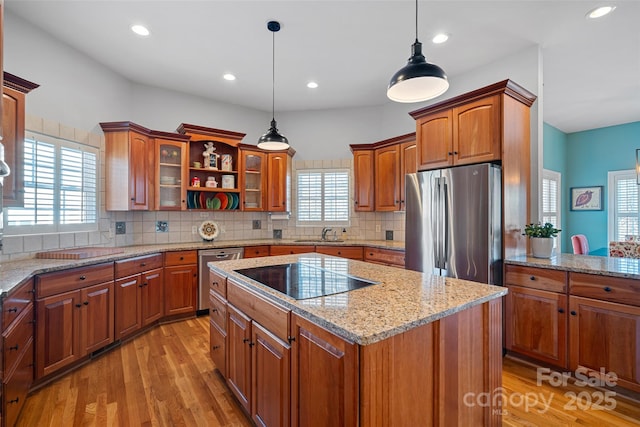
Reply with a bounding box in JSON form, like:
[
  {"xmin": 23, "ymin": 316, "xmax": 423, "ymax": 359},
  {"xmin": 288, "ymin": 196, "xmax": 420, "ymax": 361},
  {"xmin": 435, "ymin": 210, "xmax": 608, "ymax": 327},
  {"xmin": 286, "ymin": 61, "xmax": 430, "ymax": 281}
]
[
  {"xmin": 143, "ymin": 283, "xmax": 148, "ymax": 287},
  {"xmin": 354, "ymin": 201, "xmax": 358, "ymax": 205},
  {"xmin": 79, "ymin": 275, "xmax": 86, "ymax": 280},
  {"xmin": 84, "ymin": 301, "xmax": 89, "ymax": 305},
  {"xmin": 212, "ymin": 345, "xmax": 221, "ymax": 350},
  {"xmin": 212, "ymin": 281, "xmax": 219, "ymax": 287},
  {"xmin": 28, "ymin": 289, "xmax": 35, "ymax": 294},
  {"xmin": 570, "ymin": 310, "xmax": 577, "ymax": 316},
  {"xmin": 7, "ymin": 307, "xmax": 18, "ymax": 313},
  {"xmin": 212, "ymin": 308, "xmax": 218, "ymax": 313},
  {"xmin": 243, "ymin": 338, "xmax": 250, "ymax": 344},
  {"xmin": 8, "ymin": 397, "xmax": 19, "ymax": 404},
  {"xmin": 139, "ymin": 284, "xmax": 144, "ymax": 288},
  {"xmin": 338, "ymin": 252, "xmax": 342, "ymax": 255},
  {"xmin": 75, "ymin": 303, "xmax": 82, "ymax": 308},
  {"xmin": 558, "ymin": 308, "xmax": 565, "ymax": 314},
  {"xmin": 180, "ymin": 256, "xmax": 184, "ymax": 260},
  {"xmin": 603, "ymin": 286, "xmax": 612, "ymax": 292},
  {"xmin": 454, "ymin": 151, "xmax": 458, "ymax": 155},
  {"xmin": 140, "ymin": 263, "xmax": 146, "ymax": 267},
  {"xmin": 288, "ymin": 336, "xmax": 296, "ymax": 343},
  {"xmin": 9, "ymin": 344, "xmax": 19, "ymax": 351},
  {"xmin": 529, "ymin": 276, "xmax": 536, "ymax": 281},
  {"xmin": 448, "ymin": 152, "xmax": 453, "ymax": 155},
  {"xmin": 249, "ymin": 342, "xmax": 255, "ymax": 347}
]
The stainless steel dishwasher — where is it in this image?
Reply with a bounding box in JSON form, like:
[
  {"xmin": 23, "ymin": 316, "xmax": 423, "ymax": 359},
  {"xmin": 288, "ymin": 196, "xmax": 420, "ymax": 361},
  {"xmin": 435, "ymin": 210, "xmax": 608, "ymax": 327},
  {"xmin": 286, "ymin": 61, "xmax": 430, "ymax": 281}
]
[{"xmin": 198, "ymin": 247, "xmax": 244, "ymax": 314}]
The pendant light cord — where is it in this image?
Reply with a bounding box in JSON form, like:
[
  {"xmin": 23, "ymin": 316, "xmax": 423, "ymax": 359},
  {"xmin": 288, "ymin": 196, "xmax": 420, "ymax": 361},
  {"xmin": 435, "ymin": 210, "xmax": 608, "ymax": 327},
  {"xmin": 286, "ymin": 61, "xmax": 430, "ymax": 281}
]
[
  {"xmin": 415, "ymin": 0, "xmax": 419, "ymax": 42},
  {"xmin": 271, "ymin": 29, "xmax": 276, "ymax": 122}
]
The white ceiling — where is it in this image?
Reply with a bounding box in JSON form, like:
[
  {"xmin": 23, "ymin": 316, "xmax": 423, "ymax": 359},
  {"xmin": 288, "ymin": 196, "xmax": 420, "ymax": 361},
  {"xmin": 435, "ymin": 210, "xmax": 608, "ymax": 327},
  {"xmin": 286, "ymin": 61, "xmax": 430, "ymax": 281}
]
[{"xmin": 5, "ymin": 0, "xmax": 640, "ymax": 133}]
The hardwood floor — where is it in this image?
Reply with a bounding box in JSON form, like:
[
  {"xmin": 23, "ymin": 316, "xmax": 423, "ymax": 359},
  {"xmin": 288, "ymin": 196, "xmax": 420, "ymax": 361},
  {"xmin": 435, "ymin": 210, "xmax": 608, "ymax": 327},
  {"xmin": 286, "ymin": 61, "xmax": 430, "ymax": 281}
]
[{"xmin": 17, "ymin": 317, "xmax": 640, "ymax": 426}]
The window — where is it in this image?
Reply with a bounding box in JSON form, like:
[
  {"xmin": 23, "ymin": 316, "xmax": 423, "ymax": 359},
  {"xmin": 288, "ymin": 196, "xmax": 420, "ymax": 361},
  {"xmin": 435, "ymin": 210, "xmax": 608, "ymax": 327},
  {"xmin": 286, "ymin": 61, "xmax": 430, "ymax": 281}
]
[
  {"xmin": 542, "ymin": 169, "xmax": 561, "ymax": 250},
  {"xmin": 608, "ymin": 170, "xmax": 638, "ymax": 242},
  {"xmin": 296, "ymin": 169, "xmax": 349, "ymax": 225},
  {"xmin": 5, "ymin": 132, "xmax": 98, "ymax": 235}
]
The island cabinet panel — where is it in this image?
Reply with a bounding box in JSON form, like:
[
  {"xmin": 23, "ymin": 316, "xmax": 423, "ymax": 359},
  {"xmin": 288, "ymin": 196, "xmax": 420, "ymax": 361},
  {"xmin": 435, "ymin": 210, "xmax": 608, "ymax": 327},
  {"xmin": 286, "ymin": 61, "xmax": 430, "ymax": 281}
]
[
  {"xmin": 209, "ymin": 318, "xmax": 226, "ymax": 376},
  {"xmin": 504, "ymin": 285, "xmax": 567, "ymax": 368},
  {"xmin": 290, "ymin": 313, "xmax": 358, "ymax": 427},
  {"xmin": 364, "ymin": 247, "xmax": 405, "ymax": 268},
  {"xmin": 251, "ymin": 322, "xmax": 290, "ymax": 427},
  {"xmin": 209, "ymin": 269, "xmax": 228, "ymax": 299},
  {"xmin": 226, "ymin": 304, "xmax": 252, "ymax": 412},
  {"xmin": 3, "ymin": 340, "xmax": 33, "ymax": 427},
  {"xmin": 360, "ymin": 321, "xmax": 436, "ymax": 427},
  {"xmin": 569, "ymin": 296, "xmax": 640, "ymax": 392}
]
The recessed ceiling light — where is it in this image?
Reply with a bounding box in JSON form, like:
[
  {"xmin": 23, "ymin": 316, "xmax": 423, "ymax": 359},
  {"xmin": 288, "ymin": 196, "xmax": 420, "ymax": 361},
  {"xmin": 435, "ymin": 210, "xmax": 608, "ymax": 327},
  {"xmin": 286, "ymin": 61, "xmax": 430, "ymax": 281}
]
[
  {"xmin": 223, "ymin": 73, "xmax": 236, "ymax": 81},
  {"xmin": 131, "ymin": 24, "xmax": 150, "ymax": 36},
  {"xmin": 307, "ymin": 81, "xmax": 318, "ymax": 89},
  {"xmin": 586, "ymin": 5, "xmax": 616, "ymax": 19},
  {"xmin": 432, "ymin": 33, "xmax": 449, "ymax": 44}
]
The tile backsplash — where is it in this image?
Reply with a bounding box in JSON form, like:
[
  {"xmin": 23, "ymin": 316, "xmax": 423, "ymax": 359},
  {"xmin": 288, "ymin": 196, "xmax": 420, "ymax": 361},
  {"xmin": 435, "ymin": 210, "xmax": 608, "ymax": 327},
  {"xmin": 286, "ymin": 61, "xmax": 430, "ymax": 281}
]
[{"xmin": 0, "ymin": 116, "xmax": 405, "ymax": 261}]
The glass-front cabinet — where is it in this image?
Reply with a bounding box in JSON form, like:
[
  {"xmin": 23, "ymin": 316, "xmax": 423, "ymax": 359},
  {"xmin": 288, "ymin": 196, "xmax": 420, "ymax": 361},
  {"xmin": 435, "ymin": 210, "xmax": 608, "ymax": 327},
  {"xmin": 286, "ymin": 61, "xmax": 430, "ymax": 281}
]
[
  {"xmin": 240, "ymin": 149, "xmax": 266, "ymax": 211},
  {"xmin": 155, "ymin": 138, "xmax": 188, "ymax": 210}
]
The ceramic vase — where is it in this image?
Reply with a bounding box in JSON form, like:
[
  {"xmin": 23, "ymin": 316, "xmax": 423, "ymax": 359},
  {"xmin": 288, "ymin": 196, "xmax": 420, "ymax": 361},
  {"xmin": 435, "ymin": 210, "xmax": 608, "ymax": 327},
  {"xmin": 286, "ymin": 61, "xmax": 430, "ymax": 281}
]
[{"xmin": 531, "ymin": 237, "xmax": 553, "ymax": 258}]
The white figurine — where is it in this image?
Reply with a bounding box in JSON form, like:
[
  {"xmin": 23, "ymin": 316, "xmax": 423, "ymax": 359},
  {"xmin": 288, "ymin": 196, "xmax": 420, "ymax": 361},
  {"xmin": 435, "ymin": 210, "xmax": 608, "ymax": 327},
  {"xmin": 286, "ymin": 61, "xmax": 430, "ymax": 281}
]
[{"xmin": 202, "ymin": 142, "xmax": 218, "ymax": 170}]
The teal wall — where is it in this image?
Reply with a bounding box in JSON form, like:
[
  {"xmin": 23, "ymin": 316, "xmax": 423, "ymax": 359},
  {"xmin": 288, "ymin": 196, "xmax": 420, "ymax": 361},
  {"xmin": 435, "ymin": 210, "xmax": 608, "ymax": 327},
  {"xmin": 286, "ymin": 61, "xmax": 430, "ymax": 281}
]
[
  {"xmin": 543, "ymin": 123, "xmax": 568, "ymax": 251},
  {"xmin": 543, "ymin": 121, "xmax": 640, "ymax": 254}
]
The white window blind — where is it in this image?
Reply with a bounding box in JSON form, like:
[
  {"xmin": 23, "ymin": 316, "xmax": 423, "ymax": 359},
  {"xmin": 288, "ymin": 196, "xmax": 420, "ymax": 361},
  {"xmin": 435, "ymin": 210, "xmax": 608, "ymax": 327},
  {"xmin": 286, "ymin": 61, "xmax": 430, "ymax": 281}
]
[
  {"xmin": 297, "ymin": 169, "xmax": 349, "ymax": 225},
  {"xmin": 542, "ymin": 169, "xmax": 562, "ymax": 250},
  {"xmin": 608, "ymin": 170, "xmax": 638, "ymax": 241},
  {"xmin": 6, "ymin": 134, "xmax": 98, "ymax": 234}
]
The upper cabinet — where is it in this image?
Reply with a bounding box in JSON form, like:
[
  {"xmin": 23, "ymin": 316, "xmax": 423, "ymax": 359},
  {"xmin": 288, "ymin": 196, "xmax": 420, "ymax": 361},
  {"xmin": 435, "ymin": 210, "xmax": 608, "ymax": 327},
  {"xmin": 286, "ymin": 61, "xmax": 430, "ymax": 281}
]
[
  {"xmin": 239, "ymin": 148, "xmax": 265, "ymax": 211},
  {"xmin": 238, "ymin": 145, "xmax": 294, "ymax": 212},
  {"xmin": 2, "ymin": 73, "xmax": 39, "ymax": 207},
  {"xmin": 351, "ymin": 133, "xmax": 416, "ymax": 212},
  {"xmin": 266, "ymin": 151, "xmax": 291, "ymax": 212},
  {"xmin": 101, "ymin": 122, "xmax": 156, "ymax": 211},
  {"xmin": 153, "ymin": 131, "xmax": 190, "ymax": 210}
]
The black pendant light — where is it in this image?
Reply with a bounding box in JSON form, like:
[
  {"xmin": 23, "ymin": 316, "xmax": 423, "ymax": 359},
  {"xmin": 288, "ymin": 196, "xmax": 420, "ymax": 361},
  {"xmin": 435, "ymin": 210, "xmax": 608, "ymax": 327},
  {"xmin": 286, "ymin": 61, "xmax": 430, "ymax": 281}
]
[
  {"xmin": 387, "ymin": 0, "xmax": 449, "ymax": 103},
  {"xmin": 258, "ymin": 20, "xmax": 289, "ymax": 150}
]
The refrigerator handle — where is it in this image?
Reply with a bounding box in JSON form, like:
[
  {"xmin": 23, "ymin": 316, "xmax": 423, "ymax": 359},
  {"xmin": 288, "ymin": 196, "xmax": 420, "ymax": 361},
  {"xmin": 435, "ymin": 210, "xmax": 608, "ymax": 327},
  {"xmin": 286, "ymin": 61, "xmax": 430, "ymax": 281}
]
[
  {"xmin": 435, "ymin": 176, "xmax": 444, "ymax": 269},
  {"xmin": 441, "ymin": 177, "xmax": 449, "ymax": 270}
]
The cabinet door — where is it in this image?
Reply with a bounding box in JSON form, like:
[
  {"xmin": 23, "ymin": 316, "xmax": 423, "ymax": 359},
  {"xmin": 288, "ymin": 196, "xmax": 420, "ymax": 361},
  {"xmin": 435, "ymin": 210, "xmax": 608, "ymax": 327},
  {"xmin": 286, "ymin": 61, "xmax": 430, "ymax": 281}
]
[
  {"xmin": 569, "ymin": 296, "xmax": 640, "ymax": 392},
  {"xmin": 290, "ymin": 313, "xmax": 358, "ymax": 427},
  {"xmin": 210, "ymin": 319, "xmax": 227, "ymax": 377},
  {"xmin": 129, "ymin": 130, "xmax": 154, "ymax": 210},
  {"xmin": 142, "ymin": 268, "xmax": 164, "ymax": 326},
  {"xmin": 416, "ymin": 110, "xmax": 452, "ymax": 170},
  {"xmin": 252, "ymin": 322, "xmax": 290, "ymax": 427},
  {"xmin": 241, "ymin": 150, "xmax": 266, "ymax": 211},
  {"xmin": 1, "ymin": 86, "xmax": 26, "ymax": 207},
  {"xmin": 156, "ymin": 139, "xmax": 187, "ymax": 210},
  {"xmin": 164, "ymin": 264, "xmax": 197, "ymax": 316},
  {"xmin": 352, "ymin": 149, "xmax": 374, "ymax": 211},
  {"xmin": 114, "ymin": 275, "xmax": 142, "ymax": 340},
  {"xmin": 80, "ymin": 281, "xmax": 114, "ymax": 354},
  {"xmin": 227, "ymin": 304, "xmax": 252, "ymax": 412},
  {"xmin": 452, "ymin": 95, "xmax": 501, "ymax": 165},
  {"xmin": 267, "ymin": 152, "xmax": 288, "ymax": 212},
  {"xmin": 399, "ymin": 140, "xmax": 417, "ymax": 210},
  {"xmin": 36, "ymin": 290, "xmax": 81, "ymax": 379},
  {"xmin": 505, "ymin": 285, "xmax": 567, "ymax": 368},
  {"xmin": 374, "ymin": 144, "xmax": 400, "ymax": 211}
]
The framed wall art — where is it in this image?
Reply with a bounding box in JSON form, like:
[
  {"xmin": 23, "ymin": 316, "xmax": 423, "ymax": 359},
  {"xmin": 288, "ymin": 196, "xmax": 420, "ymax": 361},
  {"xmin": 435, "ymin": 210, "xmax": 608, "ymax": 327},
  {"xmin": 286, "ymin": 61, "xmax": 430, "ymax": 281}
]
[{"xmin": 570, "ymin": 186, "xmax": 603, "ymax": 211}]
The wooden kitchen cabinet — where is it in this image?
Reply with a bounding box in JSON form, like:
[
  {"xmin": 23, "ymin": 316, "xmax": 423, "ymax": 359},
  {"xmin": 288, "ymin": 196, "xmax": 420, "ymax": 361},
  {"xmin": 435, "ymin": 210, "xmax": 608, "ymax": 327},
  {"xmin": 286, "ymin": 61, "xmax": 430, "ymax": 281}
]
[
  {"xmin": 239, "ymin": 148, "xmax": 266, "ymax": 211},
  {"xmin": 351, "ymin": 148, "xmax": 374, "ymax": 212},
  {"xmin": 374, "ymin": 144, "xmax": 400, "ymax": 211},
  {"xmin": 399, "ymin": 139, "xmax": 417, "ymax": 210},
  {"xmin": 243, "ymin": 245, "xmax": 270, "ymax": 258},
  {"xmin": 35, "ymin": 264, "xmax": 115, "ymax": 379},
  {"xmin": 1, "ymin": 73, "xmax": 39, "ymax": 208},
  {"xmin": 163, "ymin": 250, "xmax": 198, "ymax": 317},
  {"xmin": 101, "ymin": 122, "xmax": 155, "ymax": 210},
  {"xmin": 315, "ymin": 245, "xmax": 363, "ymax": 260},
  {"xmin": 266, "ymin": 151, "xmax": 291, "ymax": 212},
  {"xmin": 363, "ymin": 247, "xmax": 405, "ymax": 267},
  {"xmin": 155, "ymin": 134, "xmax": 189, "ymax": 210},
  {"xmin": 290, "ymin": 313, "xmax": 358, "ymax": 427},
  {"xmin": 114, "ymin": 254, "xmax": 164, "ymax": 340},
  {"xmin": 269, "ymin": 245, "xmax": 315, "ymax": 256},
  {"xmin": 227, "ymin": 304, "xmax": 252, "ymax": 412}
]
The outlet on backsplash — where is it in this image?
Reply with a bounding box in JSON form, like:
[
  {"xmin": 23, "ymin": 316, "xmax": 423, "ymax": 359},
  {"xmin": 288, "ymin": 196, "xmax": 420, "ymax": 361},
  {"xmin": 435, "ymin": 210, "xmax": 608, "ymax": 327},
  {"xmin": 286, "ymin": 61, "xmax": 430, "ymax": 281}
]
[
  {"xmin": 385, "ymin": 230, "xmax": 394, "ymax": 240},
  {"xmin": 115, "ymin": 222, "xmax": 126, "ymax": 235},
  {"xmin": 156, "ymin": 221, "xmax": 168, "ymax": 232},
  {"xmin": 273, "ymin": 229, "xmax": 282, "ymax": 239},
  {"xmin": 253, "ymin": 220, "xmax": 262, "ymax": 230}
]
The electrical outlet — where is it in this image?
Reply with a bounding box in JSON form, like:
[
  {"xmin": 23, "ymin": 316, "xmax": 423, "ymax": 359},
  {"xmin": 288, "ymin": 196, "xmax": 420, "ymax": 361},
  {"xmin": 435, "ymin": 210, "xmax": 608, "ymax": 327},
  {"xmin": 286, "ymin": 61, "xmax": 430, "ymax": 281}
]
[
  {"xmin": 252, "ymin": 220, "xmax": 262, "ymax": 230},
  {"xmin": 115, "ymin": 221, "xmax": 126, "ymax": 235},
  {"xmin": 375, "ymin": 224, "xmax": 381, "ymax": 233},
  {"xmin": 156, "ymin": 221, "xmax": 168, "ymax": 232},
  {"xmin": 385, "ymin": 230, "xmax": 394, "ymax": 240},
  {"xmin": 273, "ymin": 229, "xmax": 282, "ymax": 239}
]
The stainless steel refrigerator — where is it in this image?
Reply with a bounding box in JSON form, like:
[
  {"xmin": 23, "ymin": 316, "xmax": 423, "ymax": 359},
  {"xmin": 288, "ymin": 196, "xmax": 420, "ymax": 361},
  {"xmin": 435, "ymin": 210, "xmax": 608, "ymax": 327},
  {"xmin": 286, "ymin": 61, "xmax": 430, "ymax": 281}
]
[{"xmin": 405, "ymin": 163, "xmax": 502, "ymax": 285}]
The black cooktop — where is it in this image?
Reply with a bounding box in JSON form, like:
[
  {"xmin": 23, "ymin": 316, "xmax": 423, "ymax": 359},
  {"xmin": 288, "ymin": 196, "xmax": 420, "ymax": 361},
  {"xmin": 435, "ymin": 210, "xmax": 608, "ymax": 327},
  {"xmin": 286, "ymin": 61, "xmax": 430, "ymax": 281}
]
[{"xmin": 234, "ymin": 263, "xmax": 378, "ymax": 300}]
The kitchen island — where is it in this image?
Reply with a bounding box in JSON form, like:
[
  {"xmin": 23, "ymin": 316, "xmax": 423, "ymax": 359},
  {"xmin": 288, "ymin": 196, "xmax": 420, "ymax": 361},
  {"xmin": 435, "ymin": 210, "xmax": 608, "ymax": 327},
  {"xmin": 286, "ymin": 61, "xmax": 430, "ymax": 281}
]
[{"xmin": 208, "ymin": 253, "xmax": 507, "ymax": 426}]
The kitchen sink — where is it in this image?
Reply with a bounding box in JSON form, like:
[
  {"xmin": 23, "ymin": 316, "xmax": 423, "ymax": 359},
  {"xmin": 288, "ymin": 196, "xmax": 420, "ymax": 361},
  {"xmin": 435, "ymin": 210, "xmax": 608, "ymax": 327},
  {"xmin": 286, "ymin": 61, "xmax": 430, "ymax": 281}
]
[{"xmin": 293, "ymin": 239, "xmax": 345, "ymax": 243}]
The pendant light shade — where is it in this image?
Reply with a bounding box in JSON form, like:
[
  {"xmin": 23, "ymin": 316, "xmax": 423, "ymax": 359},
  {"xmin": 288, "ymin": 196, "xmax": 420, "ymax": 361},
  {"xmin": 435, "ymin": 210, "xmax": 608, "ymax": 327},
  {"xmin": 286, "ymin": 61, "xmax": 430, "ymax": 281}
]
[
  {"xmin": 387, "ymin": 0, "xmax": 449, "ymax": 103},
  {"xmin": 258, "ymin": 21, "xmax": 289, "ymax": 150}
]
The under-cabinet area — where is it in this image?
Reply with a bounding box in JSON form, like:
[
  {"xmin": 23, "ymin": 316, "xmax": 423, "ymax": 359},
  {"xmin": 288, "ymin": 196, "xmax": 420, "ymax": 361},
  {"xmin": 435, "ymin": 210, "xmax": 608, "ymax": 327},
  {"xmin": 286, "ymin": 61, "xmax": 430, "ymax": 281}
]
[{"xmin": 505, "ymin": 255, "xmax": 640, "ymax": 393}]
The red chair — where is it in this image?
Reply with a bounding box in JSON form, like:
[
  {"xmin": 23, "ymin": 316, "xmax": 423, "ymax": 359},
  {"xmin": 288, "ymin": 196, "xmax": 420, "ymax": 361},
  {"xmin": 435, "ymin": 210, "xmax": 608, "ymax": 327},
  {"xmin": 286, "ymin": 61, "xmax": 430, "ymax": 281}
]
[{"xmin": 571, "ymin": 234, "xmax": 589, "ymax": 254}]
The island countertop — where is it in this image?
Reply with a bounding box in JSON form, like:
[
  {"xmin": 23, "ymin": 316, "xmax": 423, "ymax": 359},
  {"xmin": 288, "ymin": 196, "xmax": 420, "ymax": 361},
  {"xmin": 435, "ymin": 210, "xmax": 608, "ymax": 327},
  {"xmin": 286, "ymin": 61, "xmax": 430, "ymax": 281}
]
[
  {"xmin": 505, "ymin": 253, "xmax": 640, "ymax": 280},
  {"xmin": 208, "ymin": 253, "xmax": 507, "ymax": 345}
]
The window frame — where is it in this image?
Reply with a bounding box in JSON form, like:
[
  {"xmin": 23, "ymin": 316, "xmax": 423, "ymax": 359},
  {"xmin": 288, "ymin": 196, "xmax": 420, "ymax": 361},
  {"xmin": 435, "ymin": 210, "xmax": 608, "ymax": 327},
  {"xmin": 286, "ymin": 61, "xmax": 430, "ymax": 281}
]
[
  {"xmin": 4, "ymin": 131, "xmax": 99, "ymax": 236},
  {"xmin": 541, "ymin": 169, "xmax": 562, "ymax": 250},
  {"xmin": 607, "ymin": 169, "xmax": 638, "ymax": 242},
  {"xmin": 295, "ymin": 168, "xmax": 351, "ymax": 227}
]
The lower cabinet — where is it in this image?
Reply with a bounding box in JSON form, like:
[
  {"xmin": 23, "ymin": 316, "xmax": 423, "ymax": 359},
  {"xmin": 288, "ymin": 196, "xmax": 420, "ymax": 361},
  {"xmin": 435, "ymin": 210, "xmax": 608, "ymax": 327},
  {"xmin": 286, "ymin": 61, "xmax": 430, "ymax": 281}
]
[
  {"xmin": 269, "ymin": 245, "xmax": 315, "ymax": 256},
  {"xmin": 569, "ymin": 296, "xmax": 640, "ymax": 392},
  {"xmin": 164, "ymin": 250, "xmax": 198, "ymax": 316},
  {"xmin": 363, "ymin": 246, "xmax": 405, "ymax": 267},
  {"xmin": 3, "ymin": 340, "xmax": 33, "ymax": 427},
  {"xmin": 314, "ymin": 245, "xmax": 363, "ymax": 260},
  {"xmin": 243, "ymin": 245, "xmax": 270, "ymax": 258}
]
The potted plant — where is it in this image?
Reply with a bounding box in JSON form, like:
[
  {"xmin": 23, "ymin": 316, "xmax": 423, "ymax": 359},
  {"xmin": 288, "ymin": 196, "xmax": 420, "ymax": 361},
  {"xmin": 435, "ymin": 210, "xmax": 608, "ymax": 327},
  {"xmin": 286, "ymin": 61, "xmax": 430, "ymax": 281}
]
[{"xmin": 523, "ymin": 222, "xmax": 561, "ymax": 258}]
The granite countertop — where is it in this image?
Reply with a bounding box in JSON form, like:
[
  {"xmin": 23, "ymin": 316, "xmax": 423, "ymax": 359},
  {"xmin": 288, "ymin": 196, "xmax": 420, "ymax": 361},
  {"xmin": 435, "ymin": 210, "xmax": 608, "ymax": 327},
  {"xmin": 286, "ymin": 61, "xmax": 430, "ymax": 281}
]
[
  {"xmin": 0, "ymin": 239, "xmax": 405, "ymax": 295},
  {"xmin": 506, "ymin": 253, "xmax": 640, "ymax": 280},
  {"xmin": 209, "ymin": 253, "xmax": 507, "ymax": 346}
]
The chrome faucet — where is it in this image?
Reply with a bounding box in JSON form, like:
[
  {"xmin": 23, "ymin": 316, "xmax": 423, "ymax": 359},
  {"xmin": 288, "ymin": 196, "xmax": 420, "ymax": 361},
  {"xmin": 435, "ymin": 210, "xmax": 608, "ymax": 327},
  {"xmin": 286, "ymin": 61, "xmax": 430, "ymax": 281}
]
[{"xmin": 321, "ymin": 227, "xmax": 333, "ymax": 241}]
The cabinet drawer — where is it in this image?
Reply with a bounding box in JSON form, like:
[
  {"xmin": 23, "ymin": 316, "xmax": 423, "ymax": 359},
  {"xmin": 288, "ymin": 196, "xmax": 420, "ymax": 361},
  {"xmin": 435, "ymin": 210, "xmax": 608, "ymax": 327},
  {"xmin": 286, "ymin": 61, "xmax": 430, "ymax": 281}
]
[
  {"xmin": 569, "ymin": 272, "xmax": 640, "ymax": 306},
  {"xmin": 115, "ymin": 254, "xmax": 163, "ymax": 278},
  {"xmin": 164, "ymin": 250, "xmax": 197, "ymax": 266},
  {"xmin": 37, "ymin": 262, "xmax": 114, "ymax": 298},
  {"xmin": 227, "ymin": 278, "xmax": 290, "ymax": 342},
  {"xmin": 209, "ymin": 269, "xmax": 228, "ymax": 299},
  {"xmin": 315, "ymin": 246, "xmax": 364, "ymax": 260},
  {"xmin": 269, "ymin": 245, "xmax": 315, "ymax": 256},
  {"xmin": 504, "ymin": 265, "xmax": 567, "ymax": 293},
  {"xmin": 210, "ymin": 319, "xmax": 226, "ymax": 377},
  {"xmin": 243, "ymin": 245, "xmax": 270, "ymax": 258},
  {"xmin": 3, "ymin": 339, "xmax": 34, "ymax": 427},
  {"xmin": 364, "ymin": 247, "xmax": 405, "ymax": 267},
  {"xmin": 2, "ymin": 278, "xmax": 34, "ymax": 328},
  {"xmin": 3, "ymin": 303, "xmax": 34, "ymax": 378},
  {"xmin": 209, "ymin": 290, "xmax": 227, "ymax": 332}
]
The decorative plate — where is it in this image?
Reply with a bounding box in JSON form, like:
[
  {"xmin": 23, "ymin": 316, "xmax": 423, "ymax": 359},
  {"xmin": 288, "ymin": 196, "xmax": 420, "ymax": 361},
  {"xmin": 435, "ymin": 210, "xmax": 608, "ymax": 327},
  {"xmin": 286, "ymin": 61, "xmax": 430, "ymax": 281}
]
[{"xmin": 198, "ymin": 220, "xmax": 220, "ymax": 240}]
